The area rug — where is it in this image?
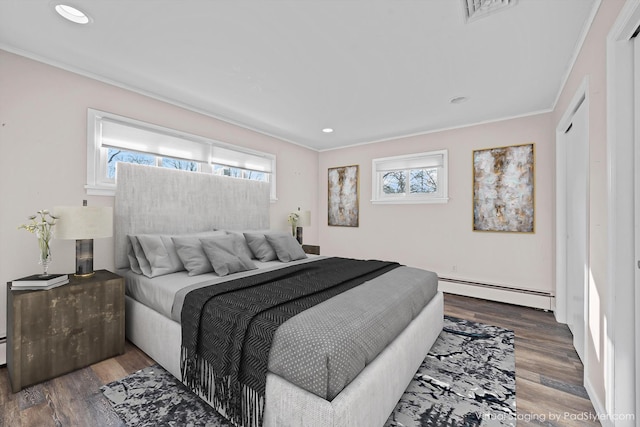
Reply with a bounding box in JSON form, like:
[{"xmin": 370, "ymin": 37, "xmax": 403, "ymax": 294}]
[
  {"xmin": 100, "ymin": 316, "xmax": 515, "ymax": 426},
  {"xmin": 385, "ymin": 316, "xmax": 516, "ymax": 427}
]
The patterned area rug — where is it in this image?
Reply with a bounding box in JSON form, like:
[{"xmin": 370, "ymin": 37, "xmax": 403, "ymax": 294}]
[
  {"xmin": 385, "ymin": 316, "xmax": 516, "ymax": 426},
  {"xmin": 100, "ymin": 316, "xmax": 515, "ymax": 426}
]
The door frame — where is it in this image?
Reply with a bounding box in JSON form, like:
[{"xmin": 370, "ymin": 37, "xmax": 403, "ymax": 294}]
[
  {"xmin": 606, "ymin": 0, "xmax": 640, "ymax": 423},
  {"xmin": 555, "ymin": 76, "xmax": 590, "ymax": 333},
  {"xmin": 634, "ymin": 34, "xmax": 640, "ymax": 427}
]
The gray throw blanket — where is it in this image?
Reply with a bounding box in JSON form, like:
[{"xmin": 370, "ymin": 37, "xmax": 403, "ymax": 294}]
[{"xmin": 180, "ymin": 257, "xmax": 400, "ymax": 427}]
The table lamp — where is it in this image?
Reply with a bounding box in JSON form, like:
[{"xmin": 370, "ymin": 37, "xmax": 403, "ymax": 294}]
[
  {"xmin": 54, "ymin": 204, "xmax": 113, "ymax": 277},
  {"xmin": 294, "ymin": 208, "xmax": 311, "ymax": 244}
]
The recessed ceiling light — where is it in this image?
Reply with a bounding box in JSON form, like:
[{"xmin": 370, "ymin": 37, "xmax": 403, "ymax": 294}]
[
  {"xmin": 322, "ymin": 128, "xmax": 334, "ymax": 133},
  {"xmin": 55, "ymin": 4, "xmax": 91, "ymax": 24},
  {"xmin": 449, "ymin": 96, "xmax": 469, "ymax": 105}
]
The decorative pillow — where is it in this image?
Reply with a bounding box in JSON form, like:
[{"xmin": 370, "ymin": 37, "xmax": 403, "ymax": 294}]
[
  {"xmin": 137, "ymin": 234, "xmax": 183, "ymax": 277},
  {"xmin": 265, "ymin": 233, "xmax": 308, "ymax": 262},
  {"xmin": 244, "ymin": 232, "xmax": 278, "ymax": 262},
  {"xmin": 172, "ymin": 236, "xmax": 213, "ymax": 276},
  {"xmin": 223, "ymin": 230, "xmax": 257, "ymax": 260},
  {"xmin": 128, "ymin": 235, "xmax": 152, "ymax": 277},
  {"xmin": 200, "ymin": 235, "xmax": 257, "ymax": 276},
  {"xmin": 136, "ymin": 231, "xmax": 224, "ymax": 278},
  {"xmin": 126, "ymin": 238, "xmax": 143, "ymax": 274}
]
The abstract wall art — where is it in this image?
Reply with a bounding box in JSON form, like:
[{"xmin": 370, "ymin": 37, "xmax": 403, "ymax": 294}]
[
  {"xmin": 328, "ymin": 165, "xmax": 359, "ymax": 227},
  {"xmin": 473, "ymin": 143, "xmax": 534, "ymax": 233}
]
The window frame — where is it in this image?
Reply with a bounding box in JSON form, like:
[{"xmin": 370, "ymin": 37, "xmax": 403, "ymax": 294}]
[
  {"xmin": 86, "ymin": 109, "xmax": 277, "ymax": 200},
  {"xmin": 371, "ymin": 149, "xmax": 449, "ymax": 204}
]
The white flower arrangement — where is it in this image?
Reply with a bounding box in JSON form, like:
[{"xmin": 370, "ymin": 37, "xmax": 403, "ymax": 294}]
[
  {"xmin": 18, "ymin": 209, "xmax": 58, "ymax": 275},
  {"xmin": 287, "ymin": 212, "xmax": 299, "ymax": 236}
]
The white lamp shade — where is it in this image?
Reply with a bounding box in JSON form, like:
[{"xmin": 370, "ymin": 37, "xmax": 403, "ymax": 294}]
[
  {"xmin": 297, "ymin": 210, "xmax": 311, "ymax": 227},
  {"xmin": 54, "ymin": 206, "xmax": 113, "ymax": 239}
]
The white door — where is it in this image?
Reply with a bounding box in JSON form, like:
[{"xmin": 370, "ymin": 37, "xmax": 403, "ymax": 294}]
[
  {"xmin": 634, "ymin": 33, "xmax": 640, "ymax": 421},
  {"xmin": 565, "ymin": 99, "xmax": 589, "ymax": 363}
]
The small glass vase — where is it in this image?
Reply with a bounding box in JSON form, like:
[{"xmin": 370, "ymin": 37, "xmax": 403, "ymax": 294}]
[
  {"xmin": 39, "ymin": 251, "xmax": 52, "ymax": 278},
  {"xmin": 36, "ymin": 230, "xmax": 53, "ymax": 278}
]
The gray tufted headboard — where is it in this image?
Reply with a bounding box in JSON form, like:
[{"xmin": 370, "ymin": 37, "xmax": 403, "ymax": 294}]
[{"xmin": 114, "ymin": 163, "xmax": 270, "ymax": 270}]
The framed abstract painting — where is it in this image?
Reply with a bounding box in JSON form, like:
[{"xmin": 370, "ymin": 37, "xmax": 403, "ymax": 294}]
[
  {"xmin": 473, "ymin": 143, "xmax": 535, "ymax": 233},
  {"xmin": 328, "ymin": 165, "xmax": 359, "ymax": 227}
]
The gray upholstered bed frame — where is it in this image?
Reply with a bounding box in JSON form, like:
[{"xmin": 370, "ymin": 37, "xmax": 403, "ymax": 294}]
[
  {"xmin": 114, "ymin": 163, "xmax": 271, "ymax": 271},
  {"xmin": 115, "ymin": 163, "xmax": 444, "ymax": 427}
]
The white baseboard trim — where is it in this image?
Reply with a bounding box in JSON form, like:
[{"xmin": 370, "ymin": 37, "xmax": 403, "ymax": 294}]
[
  {"xmin": 439, "ymin": 277, "xmax": 554, "ymax": 311},
  {"xmin": 584, "ymin": 376, "xmax": 615, "ymax": 427}
]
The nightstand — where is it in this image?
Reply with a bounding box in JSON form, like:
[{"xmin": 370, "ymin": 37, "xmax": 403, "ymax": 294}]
[
  {"xmin": 7, "ymin": 270, "xmax": 125, "ymax": 392},
  {"xmin": 302, "ymin": 245, "xmax": 320, "ymax": 255}
]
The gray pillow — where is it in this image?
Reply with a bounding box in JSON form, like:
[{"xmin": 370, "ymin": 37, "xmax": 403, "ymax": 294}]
[
  {"xmin": 137, "ymin": 234, "xmax": 184, "ymax": 277},
  {"xmin": 128, "ymin": 235, "xmax": 152, "ymax": 277},
  {"xmin": 172, "ymin": 236, "xmax": 214, "ymax": 276},
  {"xmin": 244, "ymin": 232, "xmax": 278, "ymax": 262},
  {"xmin": 265, "ymin": 233, "xmax": 307, "ymax": 262},
  {"xmin": 126, "ymin": 238, "xmax": 143, "ymax": 274},
  {"xmin": 136, "ymin": 231, "xmax": 225, "ymax": 278},
  {"xmin": 224, "ymin": 230, "xmax": 257, "ymax": 260},
  {"xmin": 201, "ymin": 235, "xmax": 257, "ymax": 276}
]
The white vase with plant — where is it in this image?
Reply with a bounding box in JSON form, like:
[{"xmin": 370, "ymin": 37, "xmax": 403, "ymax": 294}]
[
  {"xmin": 287, "ymin": 212, "xmax": 299, "ymax": 237},
  {"xmin": 18, "ymin": 209, "xmax": 58, "ymax": 277}
]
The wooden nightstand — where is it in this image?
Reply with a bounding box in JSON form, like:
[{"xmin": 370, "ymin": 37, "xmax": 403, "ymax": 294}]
[
  {"xmin": 7, "ymin": 270, "xmax": 125, "ymax": 392},
  {"xmin": 302, "ymin": 245, "xmax": 320, "ymax": 255}
]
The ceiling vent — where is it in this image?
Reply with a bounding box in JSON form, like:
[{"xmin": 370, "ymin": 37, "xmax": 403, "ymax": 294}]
[{"xmin": 463, "ymin": 0, "xmax": 517, "ymax": 23}]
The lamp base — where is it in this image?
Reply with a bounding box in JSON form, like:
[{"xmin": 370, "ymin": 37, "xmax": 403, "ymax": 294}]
[
  {"xmin": 296, "ymin": 226, "xmax": 303, "ymax": 244},
  {"xmin": 75, "ymin": 239, "xmax": 95, "ymax": 277},
  {"xmin": 74, "ymin": 271, "xmax": 95, "ymax": 278}
]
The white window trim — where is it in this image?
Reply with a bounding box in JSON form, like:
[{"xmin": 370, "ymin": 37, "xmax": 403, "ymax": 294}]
[
  {"xmin": 86, "ymin": 109, "xmax": 277, "ymax": 200},
  {"xmin": 371, "ymin": 149, "xmax": 449, "ymax": 204}
]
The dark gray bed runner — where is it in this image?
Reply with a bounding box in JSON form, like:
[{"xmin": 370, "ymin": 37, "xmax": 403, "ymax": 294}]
[{"xmin": 180, "ymin": 257, "xmax": 400, "ymax": 427}]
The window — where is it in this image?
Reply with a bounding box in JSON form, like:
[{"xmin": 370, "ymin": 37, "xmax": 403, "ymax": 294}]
[
  {"xmin": 86, "ymin": 109, "xmax": 276, "ymax": 199},
  {"xmin": 371, "ymin": 150, "xmax": 448, "ymax": 204}
]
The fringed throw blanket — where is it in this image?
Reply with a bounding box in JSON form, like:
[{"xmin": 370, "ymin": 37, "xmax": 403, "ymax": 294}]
[{"xmin": 181, "ymin": 257, "xmax": 400, "ymax": 427}]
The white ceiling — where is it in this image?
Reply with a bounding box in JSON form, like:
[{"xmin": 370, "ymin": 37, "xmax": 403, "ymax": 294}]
[{"xmin": 0, "ymin": 0, "xmax": 599, "ymax": 151}]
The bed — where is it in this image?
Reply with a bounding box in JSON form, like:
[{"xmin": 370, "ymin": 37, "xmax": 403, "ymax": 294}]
[{"xmin": 114, "ymin": 163, "xmax": 444, "ymax": 427}]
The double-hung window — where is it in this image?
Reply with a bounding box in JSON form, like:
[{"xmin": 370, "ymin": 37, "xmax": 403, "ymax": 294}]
[
  {"xmin": 86, "ymin": 109, "xmax": 276, "ymax": 199},
  {"xmin": 371, "ymin": 149, "xmax": 448, "ymax": 204}
]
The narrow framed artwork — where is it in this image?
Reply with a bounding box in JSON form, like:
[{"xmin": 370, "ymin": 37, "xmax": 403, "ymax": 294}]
[
  {"xmin": 473, "ymin": 143, "xmax": 535, "ymax": 233},
  {"xmin": 328, "ymin": 165, "xmax": 359, "ymax": 227}
]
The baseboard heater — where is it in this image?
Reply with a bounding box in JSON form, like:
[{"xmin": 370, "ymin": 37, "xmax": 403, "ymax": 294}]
[{"xmin": 438, "ymin": 276, "xmax": 554, "ymax": 311}]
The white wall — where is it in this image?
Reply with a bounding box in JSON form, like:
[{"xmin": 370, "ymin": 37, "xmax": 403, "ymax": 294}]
[
  {"xmin": 0, "ymin": 50, "xmax": 319, "ymax": 349},
  {"xmin": 318, "ymin": 113, "xmax": 555, "ymax": 294}
]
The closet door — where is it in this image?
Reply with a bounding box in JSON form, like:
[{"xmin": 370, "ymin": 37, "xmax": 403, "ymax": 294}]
[{"xmin": 564, "ymin": 99, "xmax": 589, "ymax": 363}]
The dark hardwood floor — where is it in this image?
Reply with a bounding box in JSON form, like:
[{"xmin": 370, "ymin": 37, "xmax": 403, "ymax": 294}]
[
  {"xmin": 0, "ymin": 293, "xmax": 599, "ymax": 426},
  {"xmin": 445, "ymin": 294, "xmax": 600, "ymax": 426}
]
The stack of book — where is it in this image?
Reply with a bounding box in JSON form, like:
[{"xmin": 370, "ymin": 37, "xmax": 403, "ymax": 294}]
[{"xmin": 11, "ymin": 273, "xmax": 69, "ymax": 290}]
